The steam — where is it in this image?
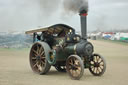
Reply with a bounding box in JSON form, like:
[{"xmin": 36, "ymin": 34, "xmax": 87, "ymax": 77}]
[{"xmin": 63, "ymin": 0, "xmax": 88, "ymax": 13}]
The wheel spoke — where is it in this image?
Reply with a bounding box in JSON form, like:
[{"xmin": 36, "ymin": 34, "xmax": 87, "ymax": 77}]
[
  {"xmin": 32, "ymin": 57, "xmax": 36, "ymax": 60},
  {"xmin": 33, "ymin": 53, "xmax": 38, "ymax": 57},
  {"xmin": 40, "ymin": 51, "xmax": 45, "ymax": 56},
  {"xmin": 69, "ymin": 62, "xmax": 73, "ymax": 66},
  {"xmin": 39, "ymin": 46, "xmax": 43, "ymax": 55},
  {"xmin": 100, "ymin": 61, "xmax": 104, "ymax": 66},
  {"xmin": 72, "ymin": 58, "xmax": 76, "ymax": 64},
  {"xmin": 70, "ymin": 69, "xmax": 73, "ymax": 74},
  {"xmin": 96, "ymin": 56, "xmax": 99, "ymax": 62},
  {"xmin": 97, "ymin": 67, "xmax": 100, "ymax": 73},
  {"xmin": 99, "ymin": 59, "xmax": 103, "ymax": 64},
  {"xmin": 75, "ymin": 60, "xmax": 79, "ymax": 65},
  {"xmin": 77, "ymin": 67, "xmax": 81, "ymax": 71},
  {"xmin": 94, "ymin": 56, "xmax": 97, "ymax": 63},
  {"xmin": 76, "ymin": 69, "xmax": 80, "ymax": 75},
  {"xmin": 96, "ymin": 67, "xmax": 98, "ymax": 73},
  {"xmin": 41, "ymin": 60, "xmax": 45, "ymax": 65},
  {"xmin": 72, "ymin": 70, "xmax": 76, "ymax": 77},
  {"xmin": 41, "ymin": 57, "xmax": 45, "ymax": 59},
  {"xmin": 74, "ymin": 70, "xmax": 78, "ymax": 77},
  {"xmin": 37, "ymin": 64, "xmax": 42, "ymax": 71},
  {"xmin": 33, "ymin": 62, "xmax": 38, "ymax": 68},
  {"xmin": 37, "ymin": 61, "xmax": 41, "ymax": 66},
  {"xmin": 95, "ymin": 67, "xmax": 98, "ymax": 73},
  {"xmin": 90, "ymin": 61, "xmax": 94, "ymax": 64},
  {"xmin": 100, "ymin": 65, "xmax": 104, "ymax": 69},
  {"xmin": 98, "ymin": 67, "xmax": 102, "ymax": 72},
  {"xmin": 32, "ymin": 49, "xmax": 38, "ymax": 55},
  {"xmin": 70, "ymin": 59, "xmax": 73, "ymax": 65},
  {"xmin": 93, "ymin": 67, "xmax": 95, "ymax": 72},
  {"xmin": 98, "ymin": 58, "xmax": 101, "ymax": 63},
  {"xmin": 37, "ymin": 44, "xmax": 40, "ymax": 55}
]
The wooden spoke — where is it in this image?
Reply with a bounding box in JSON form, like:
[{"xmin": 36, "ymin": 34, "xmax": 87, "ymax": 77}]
[
  {"xmin": 90, "ymin": 66, "xmax": 94, "ymax": 71},
  {"xmin": 93, "ymin": 67, "xmax": 96, "ymax": 73},
  {"xmin": 41, "ymin": 57, "xmax": 45, "ymax": 59},
  {"xmin": 32, "ymin": 57, "xmax": 36, "ymax": 60},
  {"xmin": 99, "ymin": 61, "xmax": 104, "ymax": 65},
  {"xmin": 98, "ymin": 67, "xmax": 102, "ymax": 72},
  {"xmin": 77, "ymin": 67, "xmax": 81, "ymax": 71},
  {"xmin": 90, "ymin": 61, "xmax": 94, "ymax": 64},
  {"xmin": 100, "ymin": 65, "xmax": 104, "ymax": 69},
  {"xmin": 94, "ymin": 56, "xmax": 97, "ymax": 63},
  {"xmin": 40, "ymin": 60, "xmax": 45, "ymax": 65},
  {"xmin": 70, "ymin": 59, "xmax": 73, "ymax": 64},
  {"xmin": 72, "ymin": 70, "xmax": 76, "ymax": 77},
  {"xmin": 95, "ymin": 68, "xmax": 98, "ymax": 73},
  {"xmin": 32, "ymin": 49, "xmax": 38, "ymax": 55},
  {"xmin": 75, "ymin": 60, "xmax": 79, "ymax": 65},
  {"xmin": 95, "ymin": 56, "xmax": 98, "ymax": 62},
  {"xmin": 76, "ymin": 69, "xmax": 80, "ymax": 75},
  {"xmin": 70, "ymin": 69, "xmax": 73, "ymax": 74},
  {"xmin": 36, "ymin": 44, "xmax": 40, "ymax": 55},
  {"xmin": 97, "ymin": 67, "xmax": 100, "ymax": 73},
  {"xmin": 37, "ymin": 64, "xmax": 42, "ymax": 71},
  {"xmin": 99, "ymin": 59, "xmax": 103, "ymax": 64},
  {"xmin": 98, "ymin": 58, "xmax": 101, "ymax": 63},
  {"xmin": 40, "ymin": 51, "xmax": 45, "ymax": 56},
  {"xmin": 91, "ymin": 65, "xmax": 94, "ymax": 69},
  {"xmin": 34, "ymin": 53, "xmax": 38, "ymax": 57},
  {"xmin": 96, "ymin": 68, "xmax": 98, "ymax": 73},
  {"xmin": 39, "ymin": 46, "xmax": 43, "ymax": 55},
  {"xmin": 33, "ymin": 62, "xmax": 38, "ymax": 68}
]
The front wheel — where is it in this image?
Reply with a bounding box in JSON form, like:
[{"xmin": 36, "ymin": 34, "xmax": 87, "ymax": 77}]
[
  {"xmin": 66, "ymin": 55, "xmax": 84, "ymax": 80},
  {"xmin": 89, "ymin": 53, "xmax": 106, "ymax": 76}
]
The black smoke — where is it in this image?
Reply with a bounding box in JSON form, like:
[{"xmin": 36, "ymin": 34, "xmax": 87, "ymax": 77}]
[{"xmin": 63, "ymin": 0, "xmax": 88, "ymax": 13}]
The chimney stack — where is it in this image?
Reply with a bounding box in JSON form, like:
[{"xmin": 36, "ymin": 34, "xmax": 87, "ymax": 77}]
[{"xmin": 79, "ymin": 9, "xmax": 88, "ymax": 40}]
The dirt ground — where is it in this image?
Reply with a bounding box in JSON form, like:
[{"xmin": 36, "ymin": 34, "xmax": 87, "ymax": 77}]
[{"xmin": 0, "ymin": 40, "xmax": 128, "ymax": 85}]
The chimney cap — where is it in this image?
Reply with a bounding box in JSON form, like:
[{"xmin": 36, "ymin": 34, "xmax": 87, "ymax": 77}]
[{"xmin": 79, "ymin": 7, "xmax": 88, "ymax": 14}]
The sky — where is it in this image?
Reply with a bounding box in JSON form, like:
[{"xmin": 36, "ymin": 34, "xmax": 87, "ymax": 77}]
[{"xmin": 0, "ymin": 0, "xmax": 128, "ymax": 32}]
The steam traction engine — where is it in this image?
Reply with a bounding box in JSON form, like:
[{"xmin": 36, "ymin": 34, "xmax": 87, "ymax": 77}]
[{"xmin": 25, "ymin": 10, "xmax": 106, "ymax": 80}]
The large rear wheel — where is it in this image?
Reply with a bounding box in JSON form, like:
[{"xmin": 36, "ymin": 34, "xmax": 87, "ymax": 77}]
[
  {"xmin": 29, "ymin": 42, "xmax": 51, "ymax": 74},
  {"xmin": 66, "ymin": 55, "xmax": 84, "ymax": 80}
]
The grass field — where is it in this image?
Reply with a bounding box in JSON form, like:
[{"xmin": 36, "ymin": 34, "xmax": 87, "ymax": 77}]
[{"xmin": 0, "ymin": 40, "xmax": 128, "ymax": 85}]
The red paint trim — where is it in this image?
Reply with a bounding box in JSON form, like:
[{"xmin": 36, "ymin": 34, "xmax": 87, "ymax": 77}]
[{"xmin": 80, "ymin": 13, "xmax": 88, "ymax": 16}]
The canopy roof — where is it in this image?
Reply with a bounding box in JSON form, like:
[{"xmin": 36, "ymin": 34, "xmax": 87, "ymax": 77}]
[{"xmin": 25, "ymin": 24, "xmax": 75, "ymax": 37}]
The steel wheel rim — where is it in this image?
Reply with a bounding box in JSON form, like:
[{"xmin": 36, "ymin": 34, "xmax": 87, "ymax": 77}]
[{"xmin": 30, "ymin": 43, "xmax": 46, "ymax": 73}]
